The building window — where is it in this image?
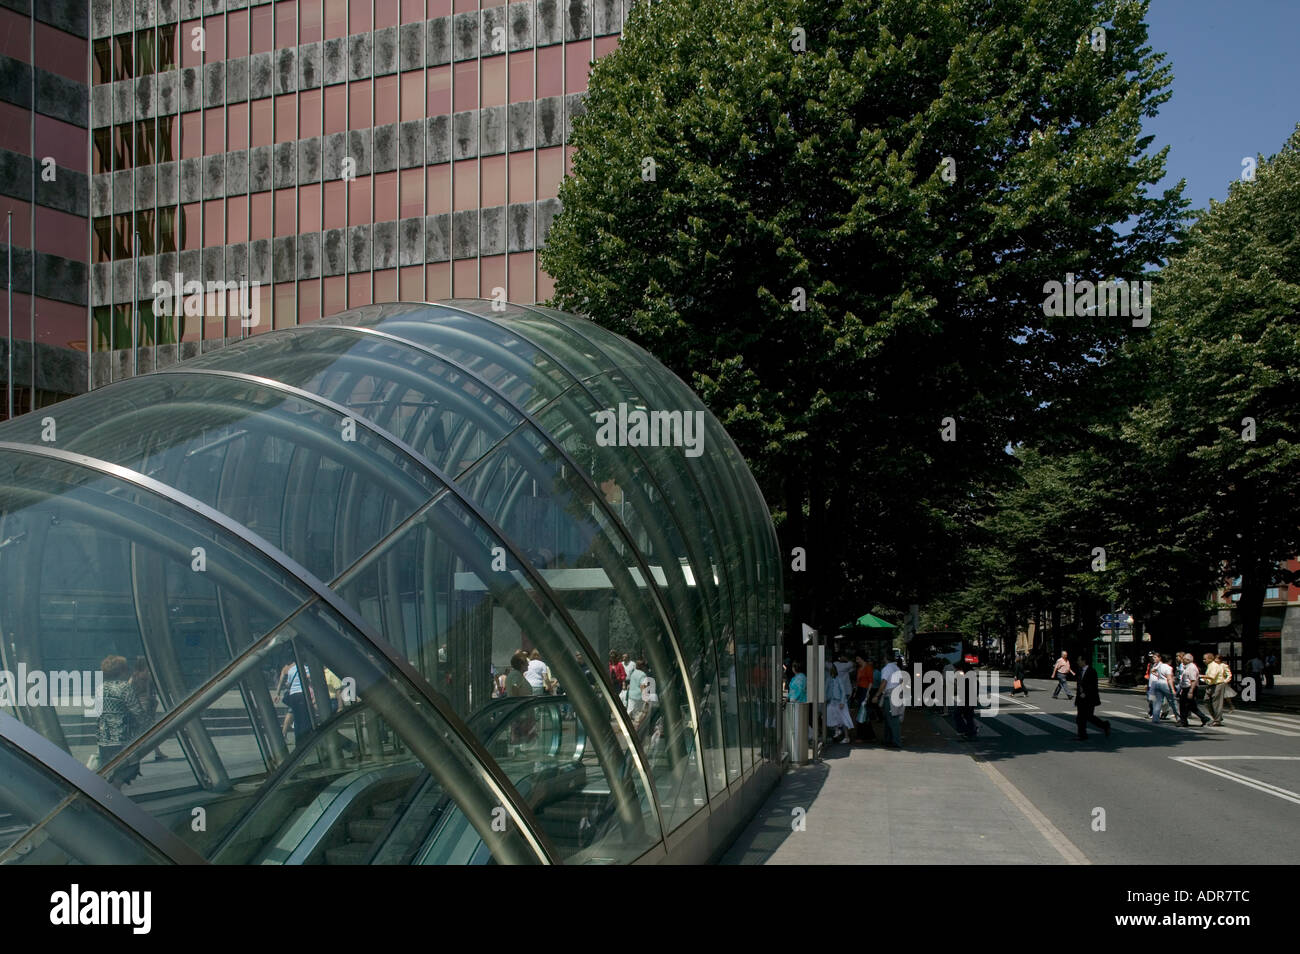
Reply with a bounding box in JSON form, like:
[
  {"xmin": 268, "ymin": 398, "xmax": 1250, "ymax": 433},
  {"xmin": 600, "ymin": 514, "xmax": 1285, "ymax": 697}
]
[
  {"xmin": 227, "ymin": 11, "xmax": 249, "ymax": 59},
  {"xmin": 401, "ymin": 72, "xmax": 424, "ymax": 123},
  {"xmin": 158, "ymin": 206, "xmax": 178, "ymax": 254},
  {"xmin": 93, "ymin": 38, "xmax": 112, "ymax": 85},
  {"xmin": 348, "ymin": 81, "xmax": 371, "ymax": 130},
  {"xmin": 300, "ymin": 89, "xmax": 322, "ymax": 139},
  {"xmin": 325, "ymin": 0, "xmax": 348, "ymax": 41},
  {"xmin": 275, "ymin": 1, "xmax": 297, "ymax": 49},
  {"xmin": 93, "ymin": 128, "xmax": 113, "ymax": 174},
  {"xmin": 93, "ymin": 216, "xmax": 113, "ymax": 263},
  {"xmin": 251, "ymin": 5, "xmax": 273, "ymax": 55},
  {"xmin": 376, "ymin": 75, "xmax": 399, "ymax": 127},
  {"xmin": 113, "ymin": 33, "xmax": 135, "ymax": 80},
  {"xmin": 428, "ymin": 67, "xmax": 451, "ymax": 116}
]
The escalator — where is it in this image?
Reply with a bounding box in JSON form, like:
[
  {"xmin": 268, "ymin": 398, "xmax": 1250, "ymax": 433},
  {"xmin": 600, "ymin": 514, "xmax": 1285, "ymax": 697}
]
[{"xmin": 244, "ymin": 693, "xmax": 610, "ymax": 865}]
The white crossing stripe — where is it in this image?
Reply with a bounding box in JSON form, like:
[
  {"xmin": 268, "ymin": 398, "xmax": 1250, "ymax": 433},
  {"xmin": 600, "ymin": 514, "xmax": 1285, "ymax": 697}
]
[
  {"xmin": 1021, "ymin": 711, "xmax": 1101, "ymax": 734},
  {"xmin": 1218, "ymin": 713, "xmax": 1300, "ymax": 737},
  {"xmin": 1245, "ymin": 712, "xmax": 1300, "ymax": 728},
  {"xmin": 969, "ymin": 719, "xmax": 1001, "ymax": 736},
  {"xmin": 1106, "ymin": 708, "xmax": 1254, "ymax": 735},
  {"xmin": 993, "ymin": 715, "xmax": 1049, "ymax": 736}
]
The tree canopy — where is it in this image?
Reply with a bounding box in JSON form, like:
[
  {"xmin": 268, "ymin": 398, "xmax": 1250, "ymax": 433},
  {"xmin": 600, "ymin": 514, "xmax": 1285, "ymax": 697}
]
[{"xmin": 542, "ymin": 0, "xmax": 1186, "ymax": 633}]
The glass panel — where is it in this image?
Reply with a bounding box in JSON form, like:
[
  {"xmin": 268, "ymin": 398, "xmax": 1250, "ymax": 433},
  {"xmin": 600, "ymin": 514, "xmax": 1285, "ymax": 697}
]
[
  {"xmin": 0, "ymin": 448, "xmax": 321, "ymax": 772},
  {"xmin": 329, "ymin": 483, "xmax": 662, "ymax": 861},
  {"xmin": 0, "ymin": 738, "xmax": 167, "ymax": 864},
  {"xmin": 181, "ymin": 325, "xmax": 523, "ymax": 474},
  {"xmin": 376, "ymin": 75, "xmax": 399, "ymax": 127},
  {"xmin": 106, "ymin": 600, "xmax": 545, "ymax": 865},
  {"xmin": 339, "ymin": 303, "xmax": 575, "ymax": 413},
  {"xmin": 0, "ymin": 371, "xmax": 443, "ymax": 576}
]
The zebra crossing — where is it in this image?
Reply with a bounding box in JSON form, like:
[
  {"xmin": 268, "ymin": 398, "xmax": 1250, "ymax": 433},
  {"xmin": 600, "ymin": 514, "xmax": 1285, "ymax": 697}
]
[{"xmin": 950, "ymin": 696, "xmax": 1300, "ymax": 741}]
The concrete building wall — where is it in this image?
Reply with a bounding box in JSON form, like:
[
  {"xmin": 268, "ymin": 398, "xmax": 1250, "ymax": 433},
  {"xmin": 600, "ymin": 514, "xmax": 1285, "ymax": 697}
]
[
  {"xmin": 0, "ymin": 0, "xmax": 91, "ymax": 416},
  {"xmin": 87, "ymin": 0, "xmax": 641, "ymax": 388}
]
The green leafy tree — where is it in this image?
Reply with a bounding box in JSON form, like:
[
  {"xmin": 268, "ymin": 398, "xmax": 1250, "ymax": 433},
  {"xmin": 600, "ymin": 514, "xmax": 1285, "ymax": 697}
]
[
  {"xmin": 1119, "ymin": 127, "xmax": 1300, "ymax": 661},
  {"xmin": 543, "ymin": 0, "xmax": 1185, "ymax": 633}
]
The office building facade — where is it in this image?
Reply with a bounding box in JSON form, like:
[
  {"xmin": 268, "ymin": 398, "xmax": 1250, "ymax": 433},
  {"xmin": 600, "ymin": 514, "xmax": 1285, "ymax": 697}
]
[{"xmin": 2, "ymin": 0, "xmax": 640, "ymax": 414}]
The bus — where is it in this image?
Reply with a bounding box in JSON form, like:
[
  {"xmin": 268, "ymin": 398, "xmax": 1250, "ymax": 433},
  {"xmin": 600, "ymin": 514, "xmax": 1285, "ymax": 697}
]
[{"xmin": 907, "ymin": 631, "xmax": 977, "ymax": 672}]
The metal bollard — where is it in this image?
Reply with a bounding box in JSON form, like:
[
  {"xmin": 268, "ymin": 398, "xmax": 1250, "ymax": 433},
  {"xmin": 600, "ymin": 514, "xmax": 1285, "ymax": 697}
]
[{"xmin": 792, "ymin": 702, "xmax": 810, "ymax": 765}]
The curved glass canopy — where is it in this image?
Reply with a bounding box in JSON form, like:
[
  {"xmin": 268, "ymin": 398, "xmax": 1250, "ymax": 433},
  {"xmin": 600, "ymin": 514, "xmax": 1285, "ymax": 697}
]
[{"xmin": 0, "ymin": 301, "xmax": 783, "ymax": 865}]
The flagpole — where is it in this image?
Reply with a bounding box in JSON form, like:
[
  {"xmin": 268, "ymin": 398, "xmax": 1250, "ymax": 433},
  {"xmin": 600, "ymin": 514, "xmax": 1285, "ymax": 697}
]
[
  {"xmin": 132, "ymin": 231, "xmax": 139, "ymax": 378},
  {"xmin": 6, "ymin": 210, "xmax": 11, "ymax": 420}
]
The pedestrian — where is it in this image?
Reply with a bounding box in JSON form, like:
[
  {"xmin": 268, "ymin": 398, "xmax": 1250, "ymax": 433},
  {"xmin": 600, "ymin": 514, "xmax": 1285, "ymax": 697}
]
[
  {"xmin": 878, "ymin": 656, "xmax": 906, "ymax": 748},
  {"xmin": 1266, "ymin": 653, "xmax": 1277, "ymax": 688},
  {"xmin": 130, "ymin": 655, "xmax": 169, "ymax": 762},
  {"xmin": 277, "ymin": 657, "xmax": 314, "ymax": 747},
  {"xmin": 1177, "ymin": 653, "xmax": 1209, "ymax": 727},
  {"xmin": 624, "ymin": 655, "xmax": 643, "ymax": 717},
  {"xmin": 787, "ymin": 661, "xmax": 807, "ymax": 702},
  {"xmin": 607, "ymin": 650, "xmax": 626, "ymax": 695},
  {"xmin": 1146, "ymin": 652, "xmax": 1179, "ymax": 725},
  {"xmin": 824, "ymin": 659, "xmax": 852, "ymax": 744},
  {"xmin": 1218, "ymin": 655, "xmax": 1238, "ymax": 714},
  {"xmin": 1051, "ymin": 650, "xmax": 1074, "ymax": 699},
  {"xmin": 525, "ymin": 649, "xmax": 554, "ymax": 695},
  {"xmin": 1012, "ymin": 652, "xmax": 1029, "ymax": 696},
  {"xmin": 1248, "ymin": 654, "xmax": 1265, "ymax": 696},
  {"xmin": 1201, "ymin": 653, "xmax": 1228, "ymax": 726},
  {"xmin": 953, "ymin": 660, "xmax": 978, "ymax": 740},
  {"xmin": 853, "ymin": 655, "xmax": 876, "ymax": 742},
  {"xmin": 1073, "ymin": 651, "xmax": 1111, "ymax": 741},
  {"xmin": 634, "ymin": 658, "xmax": 656, "ymax": 733},
  {"xmin": 97, "ymin": 655, "xmax": 149, "ymax": 785}
]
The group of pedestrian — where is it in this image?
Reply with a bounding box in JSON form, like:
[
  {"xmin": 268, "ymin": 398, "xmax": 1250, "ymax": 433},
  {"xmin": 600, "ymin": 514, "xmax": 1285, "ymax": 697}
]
[
  {"xmin": 274, "ymin": 658, "xmax": 347, "ymax": 748},
  {"xmin": 1146, "ymin": 651, "xmax": 1234, "ymax": 727},
  {"xmin": 1041, "ymin": 647, "xmax": 1237, "ymax": 736},
  {"xmin": 785, "ymin": 652, "xmax": 907, "ymax": 749},
  {"xmin": 607, "ymin": 650, "xmax": 657, "ymax": 731}
]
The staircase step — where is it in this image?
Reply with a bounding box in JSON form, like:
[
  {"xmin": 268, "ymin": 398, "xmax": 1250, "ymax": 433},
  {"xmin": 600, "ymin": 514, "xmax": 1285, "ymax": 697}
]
[
  {"xmin": 347, "ymin": 818, "xmax": 389, "ymax": 842},
  {"xmin": 324, "ymin": 843, "xmax": 370, "ymax": 865}
]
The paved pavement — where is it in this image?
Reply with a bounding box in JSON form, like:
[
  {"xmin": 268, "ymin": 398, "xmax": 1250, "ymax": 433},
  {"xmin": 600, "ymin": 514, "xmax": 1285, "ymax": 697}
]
[{"xmin": 724, "ymin": 676, "xmax": 1300, "ymax": 865}]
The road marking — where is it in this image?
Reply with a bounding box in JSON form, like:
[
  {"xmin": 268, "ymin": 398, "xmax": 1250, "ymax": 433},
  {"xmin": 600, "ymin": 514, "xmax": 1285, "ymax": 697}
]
[
  {"xmin": 1221, "ymin": 713, "xmax": 1300, "ymax": 737},
  {"xmin": 996, "ymin": 716, "xmax": 1050, "ymax": 736},
  {"xmin": 993, "ymin": 692, "xmax": 1040, "ymax": 710},
  {"xmin": 1117, "ymin": 706, "xmax": 1256, "ymax": 735},
  {"xmin": 1021, "ymin": 711, "xmax": 1128, "ymax": 735},
  {"xmin": 1171, "ymin": 756, "xmax": 1300, "ymax": 806},
  {"xmin": 1242, "ymin": 712, "xmax": 1300, "ymax": 728},
  {"xmin": 974, "ymin": 760, "xmax": 1090, "ymax": 865}
]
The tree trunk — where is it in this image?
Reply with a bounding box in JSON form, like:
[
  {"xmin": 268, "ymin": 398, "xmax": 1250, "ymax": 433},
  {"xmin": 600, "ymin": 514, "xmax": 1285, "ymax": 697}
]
[{"xmin": 1237, "ymin": 565, "xmax": 1268, "ymax": 666}]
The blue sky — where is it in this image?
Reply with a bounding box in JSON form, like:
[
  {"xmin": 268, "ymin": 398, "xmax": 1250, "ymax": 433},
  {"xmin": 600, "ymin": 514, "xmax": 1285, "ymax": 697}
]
[{"xmin": 1142, "ymin": 0, "xmax": 1300, "ymax": 213}]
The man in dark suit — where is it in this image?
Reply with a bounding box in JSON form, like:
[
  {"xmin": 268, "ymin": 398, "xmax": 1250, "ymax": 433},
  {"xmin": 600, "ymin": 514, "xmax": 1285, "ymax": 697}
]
[{"xmin": 1074, "ymin": 649, "xmax": 1111, "ymax": 741}]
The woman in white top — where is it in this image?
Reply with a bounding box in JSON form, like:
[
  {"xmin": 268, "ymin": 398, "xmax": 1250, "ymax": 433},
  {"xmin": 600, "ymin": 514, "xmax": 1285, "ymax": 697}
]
[{"xmin": 634, "ymin": 658, "xmax": 656, "ymax": 733}]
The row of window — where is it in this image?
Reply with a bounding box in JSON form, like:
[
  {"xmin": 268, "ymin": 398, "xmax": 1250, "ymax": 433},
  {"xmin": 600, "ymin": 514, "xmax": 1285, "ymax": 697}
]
[
  {"xmin": 92, "ymin": 43, "xmax": 607, "ymax": 172},
  {"xmin": 91, "ymin": 149, "xmax": 571, "ymax": 261},
  {"xmin": 91, "ymin": 259, "xmax": 556, "ymax": 349},
  {"xmin": 93, "ymin": 1, "xmax": 616, "ymax": 84},
  {"xmin": 92, "ymin": 49, "xmax": 595, "ymax": 171}
]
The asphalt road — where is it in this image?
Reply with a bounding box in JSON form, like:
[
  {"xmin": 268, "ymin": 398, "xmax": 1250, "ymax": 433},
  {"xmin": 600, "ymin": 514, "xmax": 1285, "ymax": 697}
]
[{"xmin": 930, "ymin": 676, "xmax": 1300, "ymax": 864}]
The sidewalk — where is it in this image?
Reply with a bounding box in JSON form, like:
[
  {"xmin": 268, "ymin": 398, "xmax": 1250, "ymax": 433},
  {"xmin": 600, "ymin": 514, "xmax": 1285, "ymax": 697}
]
[{"xmin": 721, "ymin": 711, "xmax": 1080, "ymax": 865}]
